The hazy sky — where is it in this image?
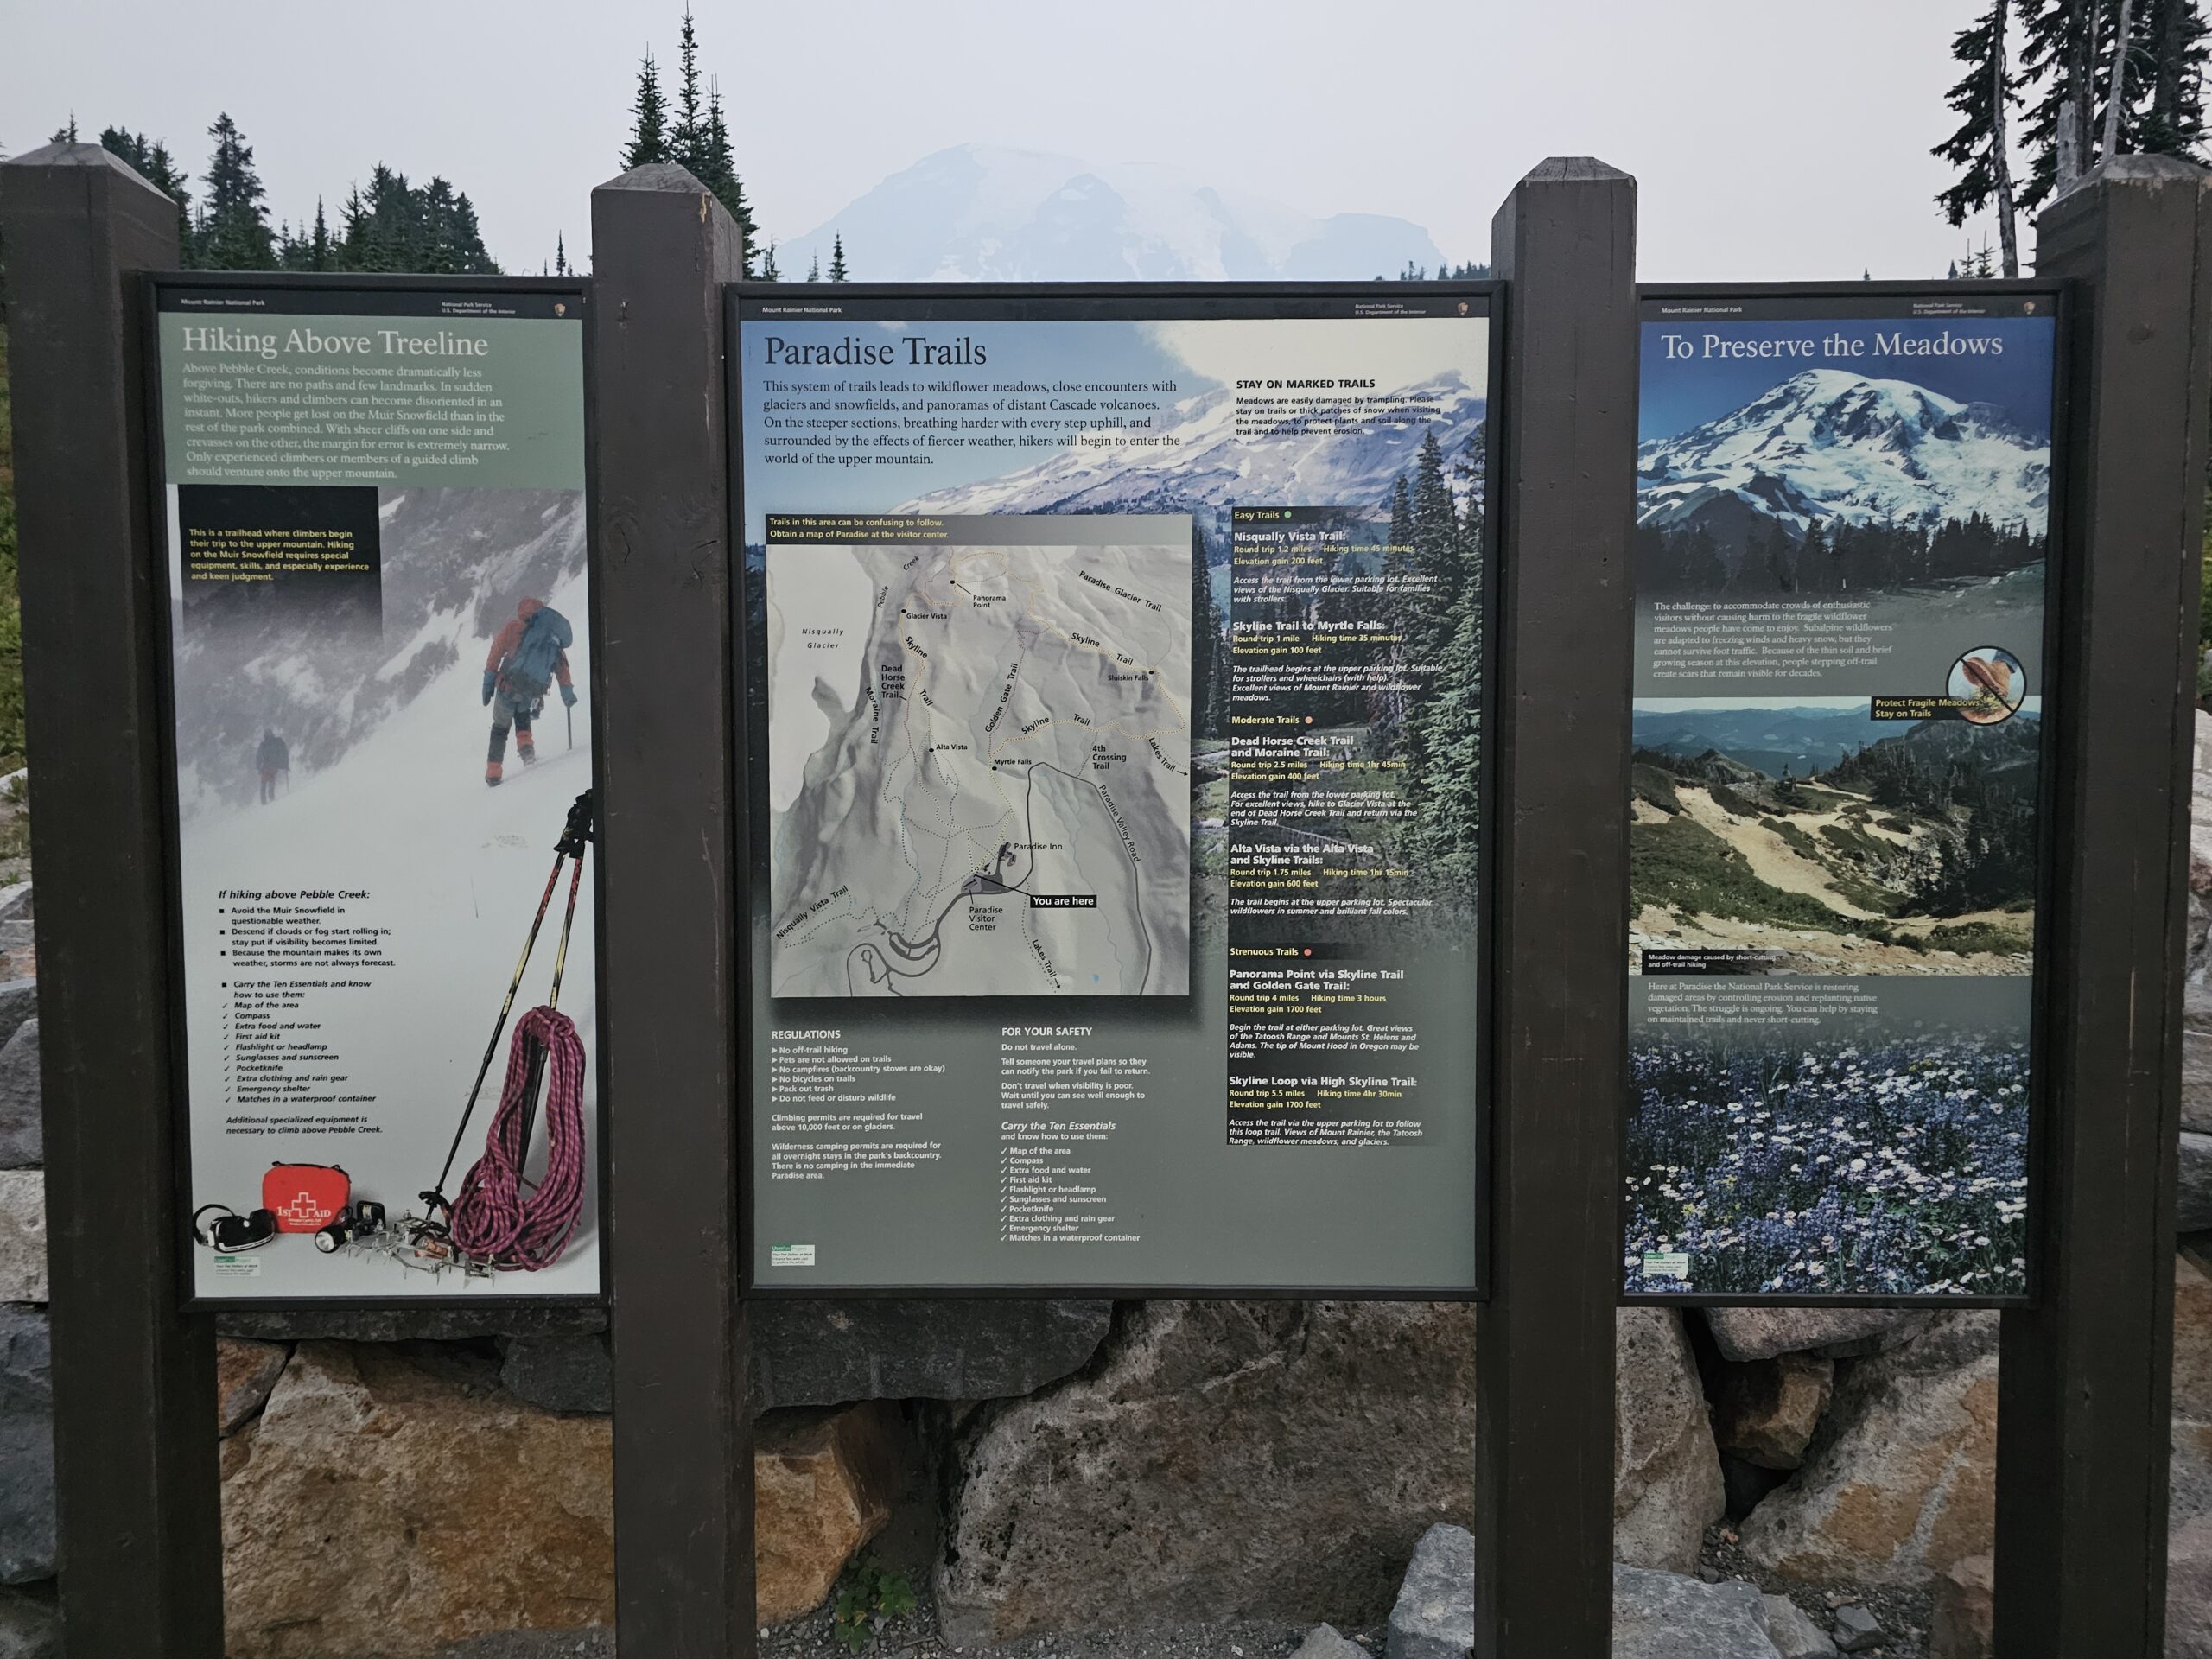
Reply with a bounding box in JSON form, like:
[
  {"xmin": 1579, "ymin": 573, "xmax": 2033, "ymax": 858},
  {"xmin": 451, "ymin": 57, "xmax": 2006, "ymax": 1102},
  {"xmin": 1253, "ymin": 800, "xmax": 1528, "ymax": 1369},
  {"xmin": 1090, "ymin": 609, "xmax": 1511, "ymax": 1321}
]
[{"xmin": 4, "ymin": 1, "xmax": 2009, "ymax": 280}]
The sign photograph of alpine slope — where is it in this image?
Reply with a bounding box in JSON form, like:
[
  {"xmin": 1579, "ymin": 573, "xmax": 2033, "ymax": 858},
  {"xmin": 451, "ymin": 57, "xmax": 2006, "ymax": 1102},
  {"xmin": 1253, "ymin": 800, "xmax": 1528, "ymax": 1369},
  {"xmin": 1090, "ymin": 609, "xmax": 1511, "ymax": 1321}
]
[
  {"xmin": 735, "ymin": 288, "xmax": 1492, "ymax": 1293},
  {"xmin": 1624, "ymin": 289, "xmax": 2056, "ymax": 1304},
  {"xmin": 152, "ymin": 281, "xmax": 601, "ymax": 1305}
]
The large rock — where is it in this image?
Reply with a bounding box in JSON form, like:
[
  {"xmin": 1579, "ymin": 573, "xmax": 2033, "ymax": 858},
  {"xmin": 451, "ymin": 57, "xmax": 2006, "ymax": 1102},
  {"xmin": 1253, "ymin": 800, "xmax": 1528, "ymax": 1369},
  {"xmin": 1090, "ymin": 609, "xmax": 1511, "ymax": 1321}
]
[
  {"xmin": 2186, "ymin": 1132, "xmax": 2212, "ymax": 1234},
  {"xmin": 0, "ymin": 1586, "xmax": 58, "ymax": 1659},
  {"xmin": 1764, "ymin": 1593, "xmax": 1838, "ymax": 1658},
  {"xmin": 1384, "ymin": 1522, "xmax": 1472, "ymax": 1659},
  {"xmin": 752, "ymin": 1297, "xmax": 1111, "ymax": 1409},
  {"xmin": 2185, "ymin": 988, "xmax": 2212, "ymax": 1133},
  {"xmin": 1713, "ymin": 1354, "xmax": 1833, "ymax": 1471},
  {"xmin": 754, "ymin": 1402, "xmax": 900, "ymax": 1624},
  {"xmin": 2172, "ymin": 1513, "xmax": 2212, "ymax": 1659},
  {"xmin": 0, "ymin": 1012, "xmax": 35, "ymax": 1172},
  {"xmin": 0, "ymin": 1177, "xmax": 41, "ymax": 1306},
  {"xmin": 1615, "ymin": 1309, "xmax": 1726, "ymax": 1573},
  {"xmin": 1928, "ymin": 1552, "xmax": 1993, "ymax": 1659},
  {"xmin": 216, "ymin": 1338, "xmax": 289, "ymax": 1436},
  {"xmin": 1738, "ymin": 1313, "xmax": 1997, "ymax": 1589},
  {"xmin": 1292, "ymin": 1625, "xmax": 1369, "ymax": 1659},
  {"xmin": 0, "ymin": 1308, "xmax": 52, "ymax": 1586},
  {"xmin": 1611, "ymin": 1566, "xmax": 1781, "ymax": 1659},
  {"xmin": 934, "ymin": 1300, "xmax": 1476, "ymax": 1643},
  {"xmin": 1701, "ymin": 1307, "xmax": 1930, "ymax": 1363},
  {"xmin": 222, "ymin": 1343, "xmax": 614, "ymax": 1658}
]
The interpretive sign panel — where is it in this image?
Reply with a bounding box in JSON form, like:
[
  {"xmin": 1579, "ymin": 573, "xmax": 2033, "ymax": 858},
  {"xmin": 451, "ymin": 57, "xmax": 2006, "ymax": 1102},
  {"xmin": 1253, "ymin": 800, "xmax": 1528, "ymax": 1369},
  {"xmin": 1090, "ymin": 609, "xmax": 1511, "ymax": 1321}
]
[
  {"xmin": 734, "ymin": 286, "xmax": 1491, "ymax": 1292},
  {"xmin": 151, "ymin": 279, "xmax": 602, "ymax": 1304},
  {"xmin": 1624, "ymin": 287, "xmax": 2057, "ymax": 1301}
]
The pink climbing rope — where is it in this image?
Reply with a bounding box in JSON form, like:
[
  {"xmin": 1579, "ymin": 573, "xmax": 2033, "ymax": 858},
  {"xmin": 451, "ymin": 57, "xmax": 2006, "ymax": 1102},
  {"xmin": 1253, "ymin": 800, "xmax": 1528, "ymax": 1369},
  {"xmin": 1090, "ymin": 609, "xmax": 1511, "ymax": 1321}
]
[{"xmin": 448, "ymin": 1004, "xmax": 588, "ymax": 1270}]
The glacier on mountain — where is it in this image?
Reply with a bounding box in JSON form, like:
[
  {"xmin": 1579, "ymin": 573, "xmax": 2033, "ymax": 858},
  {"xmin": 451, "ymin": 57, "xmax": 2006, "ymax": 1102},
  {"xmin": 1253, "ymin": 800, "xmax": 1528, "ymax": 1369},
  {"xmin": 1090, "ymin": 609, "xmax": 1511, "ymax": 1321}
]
[{"xmin": 1637, "ymin": 367, "xmax": 2049, "ymax": 541}]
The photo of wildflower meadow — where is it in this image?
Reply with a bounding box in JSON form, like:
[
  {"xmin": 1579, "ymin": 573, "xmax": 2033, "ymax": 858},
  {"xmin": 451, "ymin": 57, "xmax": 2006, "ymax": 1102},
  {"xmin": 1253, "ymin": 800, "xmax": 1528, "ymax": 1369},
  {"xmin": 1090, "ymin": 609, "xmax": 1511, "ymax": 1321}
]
[{"xmin": 1624, "ymin": 1025, "xmax": 2031, "ymax": 1298}]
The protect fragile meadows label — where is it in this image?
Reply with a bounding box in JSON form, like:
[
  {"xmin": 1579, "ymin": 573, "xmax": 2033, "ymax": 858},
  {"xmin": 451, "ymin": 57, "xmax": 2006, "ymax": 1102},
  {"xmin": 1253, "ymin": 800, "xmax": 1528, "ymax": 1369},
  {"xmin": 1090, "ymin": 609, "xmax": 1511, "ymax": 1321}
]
[{"xmin": 1625, "ymin": 290, "xmax": 2054, "ymax": 1302}]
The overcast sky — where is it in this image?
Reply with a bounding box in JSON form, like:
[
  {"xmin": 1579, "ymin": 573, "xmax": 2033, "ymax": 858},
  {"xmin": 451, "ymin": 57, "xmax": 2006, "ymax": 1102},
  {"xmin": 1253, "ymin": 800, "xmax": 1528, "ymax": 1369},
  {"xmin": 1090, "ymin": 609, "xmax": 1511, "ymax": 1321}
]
[{"xmin": 4, "ymin": 1, "xmax": 2008, "ymax": 280}]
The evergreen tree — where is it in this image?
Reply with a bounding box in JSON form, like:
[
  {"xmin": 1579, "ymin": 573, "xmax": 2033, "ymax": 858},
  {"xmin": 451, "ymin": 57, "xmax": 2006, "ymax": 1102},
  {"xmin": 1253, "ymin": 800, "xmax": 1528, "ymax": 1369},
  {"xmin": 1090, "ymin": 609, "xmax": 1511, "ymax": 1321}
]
[
  {"xmin": 807, "ymin": 251, "xmax": 821, "ymax": 282},
  {"xmin": 334, "ymin": 167, "xmax": 499, "ymax": 275},
  {"xmin": 2139, "ymin": 0, "xmax": 2211, "ymax": 156},
  {"xmin": 1935, "ymin": 0, "xmax": 2024, "ymax": 275},
  {"xmin": 49, "ymin": 118, "xmax": 78, "ymax": 143},
  {"xmin": 2021, "ymin": 0, "xmax": 2107, "ymax": 209},
  {"xmin": 621, "ymin": 48, "xmax": 670, "ymax": 169},
  {"xmin": 760, "ymin": 240, "xmax": 781, "ymax": 280},
  {"xmin": 669, "ymin": 9, "xmax": 705, "ymax": 175},
  {"xmin": 1408, "ymin": 429, "xmax": 1460, "ymax": 647},
  {"xmin": 698, "ymin": 82, "xmax": 760, "ymax": 272},
  {"xmin": 196, "ymin": 113, "xmax": 276, "ymax": 270},
  {"xmin": 555, "ymin": 232, "xmax": 569, "ymax": 276},
  {"xmin": 829, "ymin": 232, "xmax": 849, "ymax": 282},
  {"xmin": 99, "ymin": 127, "xmax": 194, "ymax": 259}
]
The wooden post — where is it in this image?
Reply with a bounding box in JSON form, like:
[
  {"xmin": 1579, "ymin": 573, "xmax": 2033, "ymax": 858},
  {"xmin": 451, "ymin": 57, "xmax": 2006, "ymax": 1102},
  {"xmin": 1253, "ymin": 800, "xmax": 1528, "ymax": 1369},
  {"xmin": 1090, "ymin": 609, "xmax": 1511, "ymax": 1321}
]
[
  {"xmin": 1478, "ymin": 158, "xmax": 1638, "ymax": 1657},
  {"xmin": 590, "ymin": 163, "xmax": 755, "ymax": 1656},
  {"xmin": 0, "ymin": 144, "xmax": 222, "ymax": 1653},
  {"xmin": 1995, "ymin": 153, "xmax": 2212, "ymax": 1658}
]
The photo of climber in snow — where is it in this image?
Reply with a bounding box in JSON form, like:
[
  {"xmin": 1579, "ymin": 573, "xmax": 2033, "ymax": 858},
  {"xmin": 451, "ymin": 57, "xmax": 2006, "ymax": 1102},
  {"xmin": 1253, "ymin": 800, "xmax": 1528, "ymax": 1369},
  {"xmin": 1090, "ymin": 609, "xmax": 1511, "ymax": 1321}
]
[
  {"xmin": 482, "ymin": 596, "xmax": 577, "ymax": 786},
  {"xmin": 255, "ymin": 728, "xmax": 289, "ymax": 804}
]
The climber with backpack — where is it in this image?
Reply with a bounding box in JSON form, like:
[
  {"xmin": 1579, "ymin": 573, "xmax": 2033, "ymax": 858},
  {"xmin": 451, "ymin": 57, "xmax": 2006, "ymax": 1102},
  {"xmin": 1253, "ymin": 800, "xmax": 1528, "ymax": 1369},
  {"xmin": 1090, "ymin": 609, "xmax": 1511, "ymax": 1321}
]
[{"xmin": 481, "ymin": 596, "xmax": 576, "ymax": 786}]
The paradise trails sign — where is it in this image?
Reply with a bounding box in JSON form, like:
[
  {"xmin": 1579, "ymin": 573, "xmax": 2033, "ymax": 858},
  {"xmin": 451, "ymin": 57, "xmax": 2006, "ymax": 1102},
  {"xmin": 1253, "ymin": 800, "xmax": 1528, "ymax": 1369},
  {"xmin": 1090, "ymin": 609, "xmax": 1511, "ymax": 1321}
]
[{"xmin": 733, "ymin": 287, "xmax": 1493, "ymax": 1294}]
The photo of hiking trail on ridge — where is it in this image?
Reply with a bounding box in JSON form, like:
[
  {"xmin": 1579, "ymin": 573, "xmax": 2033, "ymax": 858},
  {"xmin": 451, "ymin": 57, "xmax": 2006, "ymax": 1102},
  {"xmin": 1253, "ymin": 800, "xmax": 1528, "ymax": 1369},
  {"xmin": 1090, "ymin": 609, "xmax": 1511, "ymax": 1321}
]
[{"xmin": 1630, "ymin": 698, "xmax": 2038, "ymax": 975}]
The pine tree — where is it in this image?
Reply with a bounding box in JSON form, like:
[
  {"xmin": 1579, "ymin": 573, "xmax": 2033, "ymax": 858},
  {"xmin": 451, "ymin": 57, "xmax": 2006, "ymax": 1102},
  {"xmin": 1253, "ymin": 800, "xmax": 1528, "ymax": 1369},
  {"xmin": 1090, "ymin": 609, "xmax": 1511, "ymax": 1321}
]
[
  {"xmin": 828, "ymin": 232, "xmax": 849, "ymax": 282},
  {"xmin": 807, "ymin": 251, "xmax": 821, "ymax": 282},
  {"xmin": 196, "ymin": 113, "xmax": 276, "ymax": 270},
  {"xmin": 1409, "ymin": 429, "xmax": 1460, "ymax": 632},
  {"xmin": 2139, "ymin": 0, "xmax": 2210, "ymax": 156},
  {"xmin": 1189, "ymin": 526, "xmax": 1224, "ymax": 740},
  {"xmin": 670, "ymin": 9, "xmax": 705, "ymax": 176},
  {"xmin": 555, "ymin": 232, "xmax": 569, "ymax": 276},
  {"xmin": 621, "ymin": 48, "xmax": 670, "ymax": 169},
  {"xmin": 2021, "ymin": 0, "xmax": 2103, "ymax": 209},
  {"xmin": 49, "ymin": 118, "xmax": 78, "ymax": 143},
  {"xmin": 698, "ymin": 82, "xmax": 760, "ymax": 273},
  {"xmin": 1387, "ymin": 474, "xmax": 1414, "ymax": 555},
  {"xmin": 760, "ymin": 241, "xmax": 781, "ymax": 280},
  {"xmin": 99, "ymin": 127, "xmax": 194, "ymax": 259},
  {"xmin": 1935, "ymin": 0, "xmax": 2024, "ymax": 275}
]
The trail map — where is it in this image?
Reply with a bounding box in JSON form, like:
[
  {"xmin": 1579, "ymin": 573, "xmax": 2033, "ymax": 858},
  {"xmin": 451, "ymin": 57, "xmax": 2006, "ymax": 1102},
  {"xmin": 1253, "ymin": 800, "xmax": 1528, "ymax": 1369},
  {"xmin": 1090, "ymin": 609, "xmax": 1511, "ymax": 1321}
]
[{"xmin": 767, "ymin": 517, "xmax": 1192, "ymax": 998}]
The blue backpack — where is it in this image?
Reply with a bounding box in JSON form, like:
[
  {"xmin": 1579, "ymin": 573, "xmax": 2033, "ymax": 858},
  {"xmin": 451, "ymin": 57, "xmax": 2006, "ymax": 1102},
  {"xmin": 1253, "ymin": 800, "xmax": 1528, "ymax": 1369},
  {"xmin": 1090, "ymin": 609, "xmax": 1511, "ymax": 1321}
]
[{"xmin": 503, "ymin": 605, "xmax": 572, "ymax": 700}]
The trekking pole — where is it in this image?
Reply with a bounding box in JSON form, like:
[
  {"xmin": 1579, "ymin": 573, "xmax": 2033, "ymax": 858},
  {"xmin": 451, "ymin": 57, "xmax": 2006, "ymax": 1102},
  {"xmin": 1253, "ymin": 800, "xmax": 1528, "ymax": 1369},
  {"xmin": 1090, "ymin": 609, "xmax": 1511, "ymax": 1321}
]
[
  {"xmin": 567, "ymin": 699, "xmax": 574, "ymax": 752},
  {"xmin": 512, "ymin": 791, "xmax": 594, "ymax": 1173},
  {"xmin": 418, "ymin": 809, "xmax": 583, "ymax": 1225}
]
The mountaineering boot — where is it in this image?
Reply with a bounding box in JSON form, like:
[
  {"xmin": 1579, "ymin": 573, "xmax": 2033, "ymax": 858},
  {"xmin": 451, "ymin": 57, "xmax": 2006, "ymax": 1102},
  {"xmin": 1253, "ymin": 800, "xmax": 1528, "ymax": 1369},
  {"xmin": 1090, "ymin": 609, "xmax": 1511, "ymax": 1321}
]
[
  {"xmin": 518, "ymin": 734, "xmax": 537, "ymax": 767},
  {"xmin": 486, "ymin": 760, "xmax": 503, "ymax": 788}
]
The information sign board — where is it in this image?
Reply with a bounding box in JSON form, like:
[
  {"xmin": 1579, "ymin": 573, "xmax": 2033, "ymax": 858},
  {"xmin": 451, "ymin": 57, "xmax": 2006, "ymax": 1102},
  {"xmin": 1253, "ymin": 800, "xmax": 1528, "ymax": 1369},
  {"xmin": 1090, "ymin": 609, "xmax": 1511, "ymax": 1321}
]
[
  {"xmin": 734, "ymin": 287, "xmax": 1492, "ymax": 1293},
  {"xmin": 150, "ymin": 278, "xmax": 601, "ymax": 1304},
  {"xmin": 1625, "ymin": 287, "xmax": 2058, "ymax": 1301}
]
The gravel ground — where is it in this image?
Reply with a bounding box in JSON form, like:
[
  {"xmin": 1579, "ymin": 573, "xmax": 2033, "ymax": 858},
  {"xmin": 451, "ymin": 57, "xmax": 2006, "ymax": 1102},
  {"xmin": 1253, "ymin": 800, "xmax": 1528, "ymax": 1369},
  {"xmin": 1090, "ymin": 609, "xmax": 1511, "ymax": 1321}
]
[
  {"xmin": 755, "ymin": 1586, "xmax": 1379, "ymax": 1659},
  {"xmin": 1700, "ymin": 1522, "xmax": 1934, "ymax": 1657}
]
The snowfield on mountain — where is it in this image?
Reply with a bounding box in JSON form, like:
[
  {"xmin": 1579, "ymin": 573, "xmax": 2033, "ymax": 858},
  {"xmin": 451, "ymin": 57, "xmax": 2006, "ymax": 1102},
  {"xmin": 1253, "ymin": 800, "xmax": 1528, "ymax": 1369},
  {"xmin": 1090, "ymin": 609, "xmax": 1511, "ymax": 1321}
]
[{"xmin": 1637, "ymin": 367, "xmax": 2050, "ymax": 541}]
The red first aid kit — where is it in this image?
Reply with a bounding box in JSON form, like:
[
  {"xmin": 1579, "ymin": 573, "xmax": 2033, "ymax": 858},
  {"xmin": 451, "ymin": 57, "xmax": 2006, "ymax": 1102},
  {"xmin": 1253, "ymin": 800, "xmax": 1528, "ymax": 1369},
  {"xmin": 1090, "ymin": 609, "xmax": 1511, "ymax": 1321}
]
[{"xmin": 263, "ymin": 1163, "xmax": 351, "ymax": 1234}]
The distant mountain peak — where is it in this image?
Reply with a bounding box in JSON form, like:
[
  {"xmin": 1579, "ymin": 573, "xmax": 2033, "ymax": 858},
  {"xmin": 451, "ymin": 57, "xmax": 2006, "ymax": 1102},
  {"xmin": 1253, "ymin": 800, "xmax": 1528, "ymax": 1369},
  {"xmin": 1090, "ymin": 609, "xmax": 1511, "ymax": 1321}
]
[{"xmin": 776, "ymin": 143, "xmax": 1450, "ymax": 283}]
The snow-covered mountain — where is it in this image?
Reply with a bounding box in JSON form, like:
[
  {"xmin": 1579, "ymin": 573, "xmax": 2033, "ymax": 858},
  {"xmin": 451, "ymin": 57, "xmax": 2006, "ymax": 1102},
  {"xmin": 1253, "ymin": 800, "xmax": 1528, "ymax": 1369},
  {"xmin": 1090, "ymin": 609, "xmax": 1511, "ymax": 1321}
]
[
  {"xmin": 774, "ymin": 144, "xmax": 1452, "ymax": 283},
  {"xmin": 899, "ymin": 373, "xmax": 1484, "ymax": 541},
  {"xmin": 1637, "ymin": 368, "xmax": 2049, "ymax": 542}
]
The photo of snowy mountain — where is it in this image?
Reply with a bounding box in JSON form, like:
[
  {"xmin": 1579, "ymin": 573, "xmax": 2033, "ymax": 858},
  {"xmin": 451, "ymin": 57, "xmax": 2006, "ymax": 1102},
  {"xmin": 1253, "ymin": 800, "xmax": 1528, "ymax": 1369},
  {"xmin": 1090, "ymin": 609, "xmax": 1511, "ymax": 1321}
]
[
  {"xmin": 1635, "ymin": 318, "xmax": 2056, "ymax": 600},
  {"xmin": 775, "ymin": 144, "xmax": 1454, "ymax": 283},
  {"xmin": 902, "ymin": 372, "xmax": 1485, "ymax": 556}
]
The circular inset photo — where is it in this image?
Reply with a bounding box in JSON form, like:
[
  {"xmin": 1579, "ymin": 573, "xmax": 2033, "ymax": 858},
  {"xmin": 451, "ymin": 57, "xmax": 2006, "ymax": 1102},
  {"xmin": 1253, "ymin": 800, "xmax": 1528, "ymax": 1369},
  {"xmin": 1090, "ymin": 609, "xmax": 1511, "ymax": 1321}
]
[{"xmin": 1949, "ymin": 646, "xmax": 2027, "ymax": 725}]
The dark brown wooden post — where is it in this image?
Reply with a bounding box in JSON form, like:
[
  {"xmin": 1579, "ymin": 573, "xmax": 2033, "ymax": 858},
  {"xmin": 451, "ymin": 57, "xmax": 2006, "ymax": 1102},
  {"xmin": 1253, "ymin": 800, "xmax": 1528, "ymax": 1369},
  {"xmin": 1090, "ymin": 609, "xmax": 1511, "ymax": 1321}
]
[
  {"xmin": 1995, "ymin": 154, "xmax": 2212, "ymax": 1659},
  {"xmin": 1478, "ymin": 158, "xmax": 1638, "ymax": 1657},
  {"xmin": 0, "ymin": 144, "xmax": 223, "ymax": 1653},
  {"xmin": 589, "ymin": 163, "xmax": 755, "ymax": 1656}
]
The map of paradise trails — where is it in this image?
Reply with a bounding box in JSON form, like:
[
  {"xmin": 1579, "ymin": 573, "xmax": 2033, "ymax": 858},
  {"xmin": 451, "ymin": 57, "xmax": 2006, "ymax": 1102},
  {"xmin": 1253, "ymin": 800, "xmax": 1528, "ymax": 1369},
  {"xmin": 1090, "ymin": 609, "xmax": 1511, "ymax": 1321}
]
[{"xmin": 766, "ymin": 514, "xmax": 1192, "ymax": 997}]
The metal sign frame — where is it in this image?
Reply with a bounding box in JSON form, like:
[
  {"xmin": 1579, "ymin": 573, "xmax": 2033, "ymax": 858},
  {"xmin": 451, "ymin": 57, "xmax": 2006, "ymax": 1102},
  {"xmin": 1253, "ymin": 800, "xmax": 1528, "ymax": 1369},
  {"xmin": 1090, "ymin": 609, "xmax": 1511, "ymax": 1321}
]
[{"xmin": 724, "ymin": 278, "xmax": 1504, "ymax": 1301}]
